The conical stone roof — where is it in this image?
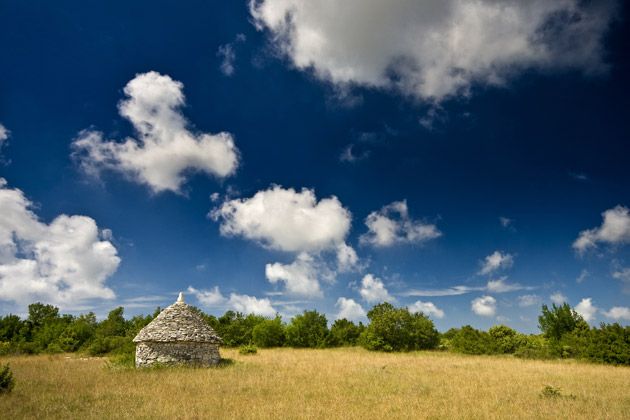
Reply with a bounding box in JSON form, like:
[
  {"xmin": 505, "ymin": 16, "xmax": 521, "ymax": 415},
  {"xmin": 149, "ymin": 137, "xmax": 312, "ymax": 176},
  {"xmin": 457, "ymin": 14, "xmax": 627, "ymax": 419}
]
[{"xmin": 133, "ymin": 293, "xmax": 222, "ymax": 344}]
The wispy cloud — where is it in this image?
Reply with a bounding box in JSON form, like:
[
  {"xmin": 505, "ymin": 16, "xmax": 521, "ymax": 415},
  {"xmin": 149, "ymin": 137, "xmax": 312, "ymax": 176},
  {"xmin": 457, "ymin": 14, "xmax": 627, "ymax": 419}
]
[
  {"xmin": 217, "ymin": 33, "xmax": 246, "ymax": 76},
  {"xmin": 401, "ymin": 278, "xmax": 530, "ymax": 297}
]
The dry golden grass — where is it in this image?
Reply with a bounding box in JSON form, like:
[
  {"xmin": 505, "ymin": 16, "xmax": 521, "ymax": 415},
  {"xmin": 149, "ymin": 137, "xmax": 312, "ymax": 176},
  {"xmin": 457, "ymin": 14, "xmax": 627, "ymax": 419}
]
[{"xmin": 1, "ymin": 348, "xmax": 629, "ymax": 419}]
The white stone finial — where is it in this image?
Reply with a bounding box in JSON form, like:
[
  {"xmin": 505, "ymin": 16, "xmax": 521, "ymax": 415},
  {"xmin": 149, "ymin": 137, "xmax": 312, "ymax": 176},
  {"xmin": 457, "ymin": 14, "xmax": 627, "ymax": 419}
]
[{"xmin": 177, "ymin": 292, "xmax": 184, "ymax": 304}]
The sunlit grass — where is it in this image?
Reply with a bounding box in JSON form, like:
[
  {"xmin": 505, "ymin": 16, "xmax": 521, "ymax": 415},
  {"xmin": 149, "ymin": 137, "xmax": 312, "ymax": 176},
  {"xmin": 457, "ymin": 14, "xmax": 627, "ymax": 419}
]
[{"xmin": 1, "ymin": 348, "xmax": 629, "ymax": 419}]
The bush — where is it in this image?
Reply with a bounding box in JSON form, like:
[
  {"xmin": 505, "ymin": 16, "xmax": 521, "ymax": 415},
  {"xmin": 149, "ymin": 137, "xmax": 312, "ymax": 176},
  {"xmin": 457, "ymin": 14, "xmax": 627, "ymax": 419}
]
[
  {"xmin": 582, "ymin": 323, "xmax": 630, "ymax": 365},
  {"xmin": 514, "ymin": 335, "xmax": 553, "ymax": 360},
  {"xmin": 87, "ymin": 336, "xmax": 132, "ymax": 356},
  {"xmin": 327, "ymin": 319, "xmax": 364, "ymax": 347},
  {"xmin": 488, "ymin": 325, "xmax": 525, "ymax": 354},
  {"xmin": 360, "ymin": 303, "xmax": 439, "ymax": 352},
  {"xmin": 217, "ymin": 311, "xmax": 266, "ymax": 347},
  {"xmin": 0, "ymin": 342, "xmax": 12, "ymax": 356},
  {"xmin": 252, "ymin": 318, "xmax": 285, "ymax": 348},
  {"xmin": 239, "ymin": 344, "xmax": 258, "ymax": 355},
  {"xmin": 449, "ymin": 326, "xmax": 495, "ymax": 355},
  {"xmin": 285, "ymin": 310, "xmax": 329, "ymax": 348},
  {"xmin": 0, "ymin": 364, "xmax": 15, "ymax": 394}
]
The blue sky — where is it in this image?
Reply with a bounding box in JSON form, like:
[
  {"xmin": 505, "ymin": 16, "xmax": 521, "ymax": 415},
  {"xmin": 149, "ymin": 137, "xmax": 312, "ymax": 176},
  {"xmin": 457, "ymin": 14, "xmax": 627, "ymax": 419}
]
[{"xmin": 0, "ymin": 0, "xmax": 629, "ymax": 332}]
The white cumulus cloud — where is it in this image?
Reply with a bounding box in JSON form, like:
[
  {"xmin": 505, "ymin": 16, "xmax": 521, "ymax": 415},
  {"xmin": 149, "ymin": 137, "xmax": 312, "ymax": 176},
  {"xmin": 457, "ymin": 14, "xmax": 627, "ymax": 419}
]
[
  {"xmin": 212, "ymin": 185, "xmax": 351, "ymax": 253},
  {"xmin": 359, "ymin": 273, "xmax": 394, "ymax": 304},
  {"xmin": 575, "ymin": 297, "xmax": 597, "ymax": 322},
  {"xmin": 336, "ymin": 242, "xmax": 360, "ymax": 272},
  {"xmin": 72, "ymin": 71, "xmax": 240, "ymax": 193},
  {"xmin": 471, "ymin": 295, "xmax": 496, "ymax": 317},
  {"xmin": 573, "ymin": 205, "xmax": 630, "ymax": 253},
  {"xmin": 0, "ymin": 179, "xmax": 119, "ymax": 307},
  {"xmin": 335, "ymin": 297, "xmax": 366, "ymax": 321},
  {"xmin": 250, "ymin": 0, "xmax": 616, "ymax": 102},
  {"xmin": 228, "ymin": 293, "xmax": 277, "ymax": 317},
  {"xmin": 479, "ymin": 251, "xmax": 514, "ymax": 275},
  {"xmin": 265, "ymin": 253, "xmax": 323, "ymax": 298},
  {"xmin": 360, "ymin": 200, "xmax": 441, "ymax": 247},
  {"xmin": 602, "ymin": 306, "xmax": 630, "ymax": 321},
  {"xmin": 187, "ymin": 286, "xmax": 226, "ymax": 306},
  {"xmin": 409, "ymin": 300, "xmax": 444, "ymax": 319},
  {"xmin": 188, "ymin": 285, "xmax": 277, "ymax": 317}
]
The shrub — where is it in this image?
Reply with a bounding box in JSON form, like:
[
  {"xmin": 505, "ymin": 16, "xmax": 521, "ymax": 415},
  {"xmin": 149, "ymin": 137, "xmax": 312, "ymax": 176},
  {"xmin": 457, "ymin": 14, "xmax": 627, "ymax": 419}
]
[
  {"xmin": 449, "ymin": 326, "xmax": 495, "ymax": 355},
  {"xmin": 327, "ymin": 319, "xmax": 364, "ymax": 347},
  {"xmin": 107, "ymin": 351, "xmax": 135, "ymax": 369},
  {"xmin": 239, "ymin": 344, "xmax": 258, "ymax": 355},
  {"xmin": 87, "ymin": 336, "xmax": 132, "ymax": 356},
  {"xmin": 582, "ymin": 323, "xmax": 630, "ymax": 365},
  {"xmin": 514, "ymin": 335, "xmax": 553, "ymax": 360},
  {"xmin": 488, "ymin": 325, "xmax": 525, "ymax": 354},
  {"xmin": 285, "ymin": 310, "xmax": 329, "ymax": 348},
  {"xmin": 252, "ymin": 317, "xmax": 285, "ymax": 348},
  {"xmin": 360, "ymin": 303, "xmax": 439, "ymax": 352},
  {"xmin": 217, "ymin": 311, "xmax": 266, "ymax": 347},
  {"xmin": 0, "ymin": 342, "xmax": 12, "ymax": 356},
  {"xmin": 0, "ymin": 364, "xmax": 15, "ymax": 394}
]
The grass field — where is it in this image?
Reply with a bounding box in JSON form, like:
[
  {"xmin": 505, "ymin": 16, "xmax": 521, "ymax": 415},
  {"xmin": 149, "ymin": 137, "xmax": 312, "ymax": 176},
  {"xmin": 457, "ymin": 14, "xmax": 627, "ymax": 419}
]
[{"xmin": 1, "ymin": 348, "xmax": 629, "ymax": 419}]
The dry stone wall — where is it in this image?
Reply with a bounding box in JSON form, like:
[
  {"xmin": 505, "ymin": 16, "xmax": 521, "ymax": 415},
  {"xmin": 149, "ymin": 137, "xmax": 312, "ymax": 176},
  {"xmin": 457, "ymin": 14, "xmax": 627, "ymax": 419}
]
[{"xmin": 135, "ymin": 342, "xmax": 221, "ymax": 367}]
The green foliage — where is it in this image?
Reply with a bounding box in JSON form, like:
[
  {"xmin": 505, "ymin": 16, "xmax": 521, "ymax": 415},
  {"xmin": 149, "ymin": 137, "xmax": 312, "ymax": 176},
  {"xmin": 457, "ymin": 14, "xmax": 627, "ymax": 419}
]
[
  {"xmin": 0, "ymin": 364, "xmax": 15, "ymax": 394},
  {"xmin": 513, "ymin": 335, "xmax": 553, "ymax": 359},
  {"xmin": 538, "ymin": 303, "xmax": 588, "ymax": 342},
  {"xmin": 107, "ymin": 351, "xmax": 136, "ymax": 369},
  {"xmin": 540, "ymin": 385, "xmax": 576, "ymax": 400},
  {"xmin": 0, "ymin": 314, "xmax": 23, "ymax": 343},
  {"xmin": 285, "ymin": 310, "xmax": 329, "ymax": 348},
  {"xmin": 540, "ymin": 385, "xmax": 561, "ymax": 398},
  {"xmin": 239, "ymin": 344, "xmax": 258, "ymax": 355},
  {"xmin": 448, "ymin": 326, "xmax": 496, "ymax": 355},
  {"xmin": 27, "ymin": 303, "xmax": 60, "ymax": 328},
  {"xmin": 96, "ymin": 307, "xmax": 127, "ymax": 338},
  {"xmin": 57, "ymin": 313, "xmax": 98, "ymax": 352},
  {"xmin": 87, "ymin": 336, "xmax": 133, "ymax": 356},
  {"xmin": 252, "ymin": 317, "xmax": 285, "ymax": 348},
  {"xmin": 1, "ymin": 299, "xmax": 627, "ymax": 367},
  {"xmin": 360, "ymin": 303, "xmax": 439, "ymax": 352},
  {"xmin": 217, "ymin": 311, "xmax": 266, "ymax": 347},
  {"xmin": 488, "ymin": 325, "xmax": 526, "ymax": 354},
  {"xmin": 581, "ymin": 323, "xmax": 630, "ymax": 365},
  {"xmin": 327, "ymin": 319, "xmax": 364, "ymax": 347}
]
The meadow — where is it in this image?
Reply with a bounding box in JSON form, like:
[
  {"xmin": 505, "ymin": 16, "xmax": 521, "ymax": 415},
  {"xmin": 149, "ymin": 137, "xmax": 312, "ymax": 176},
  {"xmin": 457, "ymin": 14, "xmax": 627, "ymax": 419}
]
[{"xmin": 1, "ymin": 347, "xmax": 629, "ymax": 419}]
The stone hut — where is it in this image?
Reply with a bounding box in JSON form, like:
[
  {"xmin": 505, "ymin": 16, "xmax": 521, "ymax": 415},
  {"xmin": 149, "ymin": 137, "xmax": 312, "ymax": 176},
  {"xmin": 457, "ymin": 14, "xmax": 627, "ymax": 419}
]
[{"xmin": 133, "ymin": 292, "xmax": 222, "ymax": 367}]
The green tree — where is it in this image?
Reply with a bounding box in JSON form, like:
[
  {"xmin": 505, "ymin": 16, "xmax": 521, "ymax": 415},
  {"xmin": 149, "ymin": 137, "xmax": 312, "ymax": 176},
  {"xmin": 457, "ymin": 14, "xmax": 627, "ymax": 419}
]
[
  {"xmin": 449, "ymin": 325, "xmax": 495, "ymax": 355},
  {"xmin": 27, "ymin": 303, "xmax": 60, "ymax": 328},
  {"xmin": 0, "ymin": 315, "xmax": 23, "ymax": 342},
  {"xmin": 360, "ymin": 303, "xmax": 439, "ymax": 352},
  {"xmin": 217, "ymin": 311, "xmax": 266, "ymax": 346},
  {"xmin": 285, "ymin": 310, "xmax": 329, "ymax": 348},
  {"xmin": 327, "ymin": 319, "xmax": 364, "ymax": 347},
  {"xmin": 583, "ymin": 323, "xmax": 630, "ymax": 365},
  {"xmin": 488, "ymin": 325, "xmax": 524, "ymax": 354},
  {"xmin": 252, "ymin": 317, "xmax": 285, "ymax": 348},
  {"xmin": 538, "ymin": 303, "xmax": 588, "ymax": 341},
  {"xmin": 96, "ymin": 307, "xmax": 127, "ymax": 338},
  {"xmin": 57, "ymin": 313, "xmax": 97, "ymax": 352}
]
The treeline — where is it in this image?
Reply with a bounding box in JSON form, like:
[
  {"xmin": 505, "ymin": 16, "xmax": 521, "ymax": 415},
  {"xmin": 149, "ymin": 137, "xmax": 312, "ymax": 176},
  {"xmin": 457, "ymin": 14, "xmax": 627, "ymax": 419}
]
[{"xmin": 0, "ymin": 301, "xmax": 628, "ymax": 365}]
